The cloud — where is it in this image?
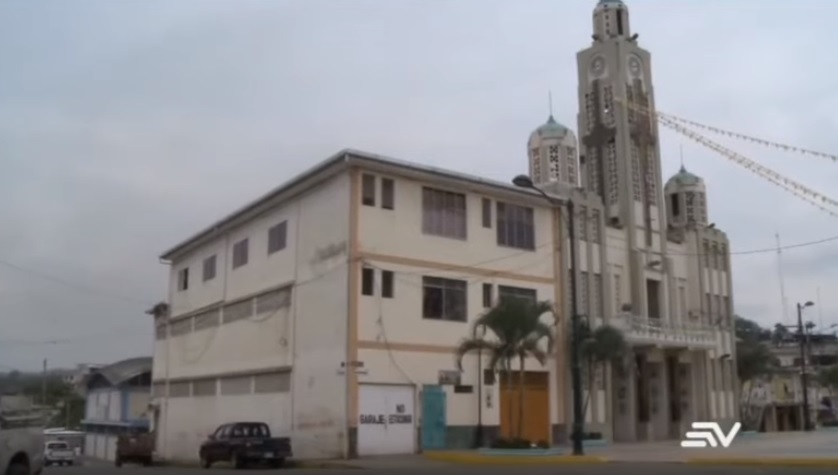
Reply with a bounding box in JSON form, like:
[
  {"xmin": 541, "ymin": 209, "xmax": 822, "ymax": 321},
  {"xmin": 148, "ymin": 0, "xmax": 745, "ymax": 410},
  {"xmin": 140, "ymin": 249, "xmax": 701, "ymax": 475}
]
[{"xmin": 1, "ymin": 0, "xmax": 838, "ymax": 369}]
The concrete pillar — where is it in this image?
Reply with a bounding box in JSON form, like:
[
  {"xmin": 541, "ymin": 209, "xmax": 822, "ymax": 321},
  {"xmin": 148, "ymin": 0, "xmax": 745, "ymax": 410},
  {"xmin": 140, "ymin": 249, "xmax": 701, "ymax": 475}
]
[{"xmin": 611, "ymin": 354, "xmax": 636, "ymax": 441}]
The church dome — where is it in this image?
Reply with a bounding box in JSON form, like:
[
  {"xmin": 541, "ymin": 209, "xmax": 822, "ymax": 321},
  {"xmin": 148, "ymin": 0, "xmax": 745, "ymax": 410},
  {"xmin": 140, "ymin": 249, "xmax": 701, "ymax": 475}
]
[
  {"xmin": 530, "ymin": 115, "xmax": 573, "ymax": 141},
  {"xmin": 665, "ymin": 165, "xmax": 705, "ymax": 189}
]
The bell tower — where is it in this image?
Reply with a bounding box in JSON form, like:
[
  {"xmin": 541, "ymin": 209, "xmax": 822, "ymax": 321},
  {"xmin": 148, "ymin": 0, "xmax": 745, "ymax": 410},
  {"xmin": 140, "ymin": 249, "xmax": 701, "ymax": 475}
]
[{"xmin": 576, "ymin": 0, "xmax": 665, "ymax": 241}]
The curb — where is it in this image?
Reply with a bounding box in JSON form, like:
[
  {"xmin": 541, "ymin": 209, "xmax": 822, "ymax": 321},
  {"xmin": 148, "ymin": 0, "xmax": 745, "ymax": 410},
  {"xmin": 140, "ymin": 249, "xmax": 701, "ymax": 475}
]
[
  {"xmin": 686, "ymin": 458, "xmax": 838, "ymax": 468},
  {"xmin": 152, "ymin": 459, "xmax": 362, "ymax": 470},
  {"xmin": 424, "ymin": 452, "xmax": 608, "ymax": 465}
]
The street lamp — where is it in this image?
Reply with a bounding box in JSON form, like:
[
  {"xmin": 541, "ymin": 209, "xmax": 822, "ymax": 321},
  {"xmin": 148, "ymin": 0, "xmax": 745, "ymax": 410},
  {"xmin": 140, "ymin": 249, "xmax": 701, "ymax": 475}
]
[
  {"xmin": 797, "ymin": 301, "xmax": 815, "ymax": 431},
  {"xmin": 512, "ymin": 174, "xmax": 585, "ymax": 456}
]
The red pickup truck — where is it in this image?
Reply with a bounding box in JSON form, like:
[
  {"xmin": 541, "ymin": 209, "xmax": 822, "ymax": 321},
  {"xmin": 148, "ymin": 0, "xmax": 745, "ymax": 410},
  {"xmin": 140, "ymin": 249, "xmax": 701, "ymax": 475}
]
[{"xmin": 199, "ymin": 422, "xmax": 292, "ymax": 469}]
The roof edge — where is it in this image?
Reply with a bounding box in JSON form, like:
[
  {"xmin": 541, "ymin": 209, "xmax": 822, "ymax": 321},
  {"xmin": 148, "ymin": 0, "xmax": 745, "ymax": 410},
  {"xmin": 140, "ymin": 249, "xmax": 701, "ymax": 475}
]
[
  {"xmin": 159, "ymin": 148, "xmax": 551, "ymax": 262},
  {"xmin": 159, "ymin": 149, "xmax": 353, "ymax": 261}
]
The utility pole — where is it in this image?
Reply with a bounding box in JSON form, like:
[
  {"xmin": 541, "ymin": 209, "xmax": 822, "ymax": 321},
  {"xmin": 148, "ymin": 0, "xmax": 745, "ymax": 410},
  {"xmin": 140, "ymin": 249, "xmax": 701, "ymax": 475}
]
[
  {"xmin": 512, "ymin": 175, "xmax": 585, "ymax": 455},
  {"xmin": 41, "ymin": 358, "xmax": 47, "ymax": 406},
  {"xmin": 797, "ymin": 301, "xmax": 814, "ymax": 431}
]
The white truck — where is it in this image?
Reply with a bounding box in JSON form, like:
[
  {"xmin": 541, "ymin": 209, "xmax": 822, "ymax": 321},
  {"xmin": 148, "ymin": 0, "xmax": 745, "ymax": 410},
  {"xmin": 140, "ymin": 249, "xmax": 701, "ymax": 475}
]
[{"xmin": 0, "ymin": 411, "xmax": 44, "ymax": 475}]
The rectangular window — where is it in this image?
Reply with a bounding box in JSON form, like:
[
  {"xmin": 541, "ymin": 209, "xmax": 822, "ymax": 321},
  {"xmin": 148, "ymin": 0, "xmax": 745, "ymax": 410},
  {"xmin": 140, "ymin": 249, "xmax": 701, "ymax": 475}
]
[
  {"xmin": 177, "ymin": 268, "xmax": 189, "ymax": 291},
  {"xmin": 381, "ymin": 178, "xmax": 395, "ymax": 210},
  {"xmin": 232, "ymin": 238, "xmax": 249, "ymax": 269},
  {"xmin": 193, "ymin": 379, "xmax": 217, "ymax": 397},
  {"xmin": 422, "ymin": 276, "xmax": 467, "ymax": 322},
  {"xmin": 496, "ymin": 202, "xmax": 535, "ymax": 250},
  {"xmin": 422, "ymin": 188, "xmax": 467, "ymax": 239},
  {"xmin": 220, "ymin": 375, "xmax": 252, "ymax": 396},
  {"xmin": 482, "ymin": 283, "xmax": 493, "ymax": 308},
  {"xmin": 361, "ymin": 267, "xmax": 374, "ymax": 296},
  {"xmin": 382, "ymin": 270, "xmax": 394, "ymax": 298},
  {"xmin": 678, "ymin": 286, "xmax": 687, "ymax": 321},
  {"xmin": 203, "ymin": 255, "xmax": 217, "ymax": 282},
  {"xmin": 254, "ymin": 372, "xmax": 291, "ymax": 394},
  {"xmin": 498, "ymin": 285, "xmax": 537, "ymax": 304},
  {"xmin": 362, "ymin": 174, "xmax": 376, "ymax": 206},
  {"xmin": 482, "ymin": 198, "xmax": 492, "ymax": 228},
  {"xmin": 268, "ymin": 221, "xmax": 288, "ymax": 254},
  {"xmin": 613, "ymin": 267, "xmax": 622, "ymax": 313}
]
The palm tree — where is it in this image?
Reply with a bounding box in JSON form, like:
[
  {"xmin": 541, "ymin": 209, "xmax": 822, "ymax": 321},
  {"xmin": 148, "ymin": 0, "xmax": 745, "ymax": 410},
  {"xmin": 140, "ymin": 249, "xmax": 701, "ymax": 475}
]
[
  {"xmin": 455, "ymin": 297, "xmax": 555, "ymax": 440},
  {"xmin": 577, "ymin": 319, "xmax": 628, "ymax": 416}
]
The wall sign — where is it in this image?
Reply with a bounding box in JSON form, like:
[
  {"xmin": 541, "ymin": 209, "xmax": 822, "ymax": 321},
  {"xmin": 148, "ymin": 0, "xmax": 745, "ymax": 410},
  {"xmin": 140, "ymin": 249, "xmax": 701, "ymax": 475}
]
[{"xmin": 359, "ymin": 402, "xmax": 413, "ymax": 424}]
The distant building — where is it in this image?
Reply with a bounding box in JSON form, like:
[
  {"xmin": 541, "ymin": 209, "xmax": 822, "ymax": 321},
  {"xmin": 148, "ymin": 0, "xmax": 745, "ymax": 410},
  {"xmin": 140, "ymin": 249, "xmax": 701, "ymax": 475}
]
[
  {"xmin": 743, "ymin": 333, "xmax": 837, "ymax": 431},
  {"xmin": 80, "ymin": 357, "xmax": 152, "ymax": 461}
]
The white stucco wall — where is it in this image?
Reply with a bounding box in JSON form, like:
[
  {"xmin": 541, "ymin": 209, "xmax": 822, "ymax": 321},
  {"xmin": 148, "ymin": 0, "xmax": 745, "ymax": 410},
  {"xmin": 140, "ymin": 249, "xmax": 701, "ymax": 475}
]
[{"xmin": 153, "ymin": 171, "xmax": 351, "ymax": 461}]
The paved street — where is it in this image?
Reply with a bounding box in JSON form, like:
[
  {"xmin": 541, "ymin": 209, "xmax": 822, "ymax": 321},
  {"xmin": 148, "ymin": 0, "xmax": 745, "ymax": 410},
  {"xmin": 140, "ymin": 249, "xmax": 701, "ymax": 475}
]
[{"xmin": 44, "ymin": 463, "xmax": 838, "ymax": 474}]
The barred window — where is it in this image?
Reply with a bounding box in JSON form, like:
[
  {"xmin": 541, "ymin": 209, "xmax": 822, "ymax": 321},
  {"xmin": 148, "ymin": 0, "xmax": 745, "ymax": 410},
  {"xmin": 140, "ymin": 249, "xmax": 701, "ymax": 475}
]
[
  {"xmin": 498, "ymin": 285, "xmax": 537, "ymax": 304},
  {"xmin": 254, "ymin": 372, "xmax": 291, "ymax": 394},
  {"xmin": 223, "ymin": 299, "xmax": 253, "ymax": 324},
  {"xmin": 256, "ymin": 289, "xmax": 290, "ymax": 315},
  {"xmin": 422, "ymin": 188, "xmax": 467, "ymax": 240},
  {"xmin": 194, "ymin": 309, "xmax": 220, "ymax": 331},
  {"xmin": 496, "ymin": 202, "xmax": 535, "ymax": 250},
  {"xmin": 170, "ymin": 317, "xmax": 192, "ymax": 337},
  {"xmin": 169, "ymin": 382, "xmax": 190, "ymax": 398},
  {"xmin": 422, "ymin": 277, "xmax": 467, "ymax": 322},
  {"xmin": 193, "ymin": 379, "xmax": 217, "ymax": 397},
  {"xmin": 220, "ymin": 375, "xmax": 252, "ymax": 396}
]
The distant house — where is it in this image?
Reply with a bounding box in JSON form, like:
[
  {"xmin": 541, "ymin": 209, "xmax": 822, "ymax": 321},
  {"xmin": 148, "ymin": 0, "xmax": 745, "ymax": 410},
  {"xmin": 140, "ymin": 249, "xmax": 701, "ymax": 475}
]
[{"xmin": 80, "ymin": 357, "xmax": 152, "ymax": 461}]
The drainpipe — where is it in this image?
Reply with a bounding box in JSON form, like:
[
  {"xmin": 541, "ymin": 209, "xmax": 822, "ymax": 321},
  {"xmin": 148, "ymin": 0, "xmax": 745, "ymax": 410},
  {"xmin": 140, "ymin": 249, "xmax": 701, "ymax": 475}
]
[{"xmin": 476, "ymin": 350, "xmax": 483, "ymax": 448}]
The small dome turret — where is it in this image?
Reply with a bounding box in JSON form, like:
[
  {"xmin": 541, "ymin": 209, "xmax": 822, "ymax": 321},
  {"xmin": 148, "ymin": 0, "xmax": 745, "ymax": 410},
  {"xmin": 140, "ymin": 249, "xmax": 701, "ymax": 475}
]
[
  {"xmin": 665, "ymin": 165, "xmax": 708, "ymax": 229},
  {"xmin": 527, "ymin": 115, "xmax": 579, "ymax": 187}
]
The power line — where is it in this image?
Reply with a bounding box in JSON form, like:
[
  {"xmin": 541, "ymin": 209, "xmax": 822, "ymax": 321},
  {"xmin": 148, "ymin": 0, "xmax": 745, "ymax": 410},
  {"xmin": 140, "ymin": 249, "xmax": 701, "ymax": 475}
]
[{"xmin": 0, "ymin": 258, "xmax": 152, "ymax": 306}]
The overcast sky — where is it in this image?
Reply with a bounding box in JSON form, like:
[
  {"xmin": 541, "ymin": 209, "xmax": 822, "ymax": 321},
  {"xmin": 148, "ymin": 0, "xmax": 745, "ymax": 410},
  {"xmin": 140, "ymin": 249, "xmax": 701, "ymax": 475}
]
[{"xmin": 1, "ymin": 0, "xmax": 837, "ymax": 371}]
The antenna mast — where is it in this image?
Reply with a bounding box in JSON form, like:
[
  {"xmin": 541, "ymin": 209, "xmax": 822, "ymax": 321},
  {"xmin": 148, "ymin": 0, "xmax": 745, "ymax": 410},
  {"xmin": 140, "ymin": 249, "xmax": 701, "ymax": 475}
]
[
  {"xmin": 817, "ymin": 286, "xmax": 824, "ymax": 330},
  {"xmin": 776, "ymin": 233, "xmax": 790, "ymax": 324}
]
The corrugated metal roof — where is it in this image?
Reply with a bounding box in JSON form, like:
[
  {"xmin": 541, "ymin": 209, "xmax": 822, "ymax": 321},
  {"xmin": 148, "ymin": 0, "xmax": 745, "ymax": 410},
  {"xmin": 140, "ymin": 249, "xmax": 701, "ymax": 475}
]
[{"xmin": 88, "ymin": 357, "xmax": 152, "ymax": 388}]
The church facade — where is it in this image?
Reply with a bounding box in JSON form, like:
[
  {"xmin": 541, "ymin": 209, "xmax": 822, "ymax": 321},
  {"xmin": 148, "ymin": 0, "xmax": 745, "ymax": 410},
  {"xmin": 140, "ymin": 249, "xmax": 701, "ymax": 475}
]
[{"xmin": 531, "ymin": 0, "xmax": 738, "ymax": 441}]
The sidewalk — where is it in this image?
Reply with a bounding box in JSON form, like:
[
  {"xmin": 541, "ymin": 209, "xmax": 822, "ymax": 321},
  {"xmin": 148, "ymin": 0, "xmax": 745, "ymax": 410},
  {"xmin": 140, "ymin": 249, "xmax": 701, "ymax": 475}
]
[
  {"xmin": 419, "ymin": 431, "xmax": 838, "ymax": 467},
  {"xmin": 555, "ymin": 431, "xmax": 838, "ymax": 466}
]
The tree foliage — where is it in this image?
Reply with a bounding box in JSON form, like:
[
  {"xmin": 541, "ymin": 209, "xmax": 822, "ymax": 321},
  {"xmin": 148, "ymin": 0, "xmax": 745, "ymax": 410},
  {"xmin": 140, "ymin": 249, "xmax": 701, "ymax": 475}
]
[
  {"xmin": 577, "ymin": 319, "xmax": 628, "ymax": 416},
  {"xmin": 455, "ymin": 297, "xmax": 555, "ymax": 442}
]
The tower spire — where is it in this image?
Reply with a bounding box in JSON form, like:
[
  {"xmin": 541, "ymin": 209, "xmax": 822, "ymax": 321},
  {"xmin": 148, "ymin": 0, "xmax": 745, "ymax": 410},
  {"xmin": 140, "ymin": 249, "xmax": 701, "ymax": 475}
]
[
  {"xmin": 679, "ymin": 144, "xmax": 685, "ymax": 171},
  {"xmin": 548, "ymin": 90, "xmax": 554, "ymax": 118}
]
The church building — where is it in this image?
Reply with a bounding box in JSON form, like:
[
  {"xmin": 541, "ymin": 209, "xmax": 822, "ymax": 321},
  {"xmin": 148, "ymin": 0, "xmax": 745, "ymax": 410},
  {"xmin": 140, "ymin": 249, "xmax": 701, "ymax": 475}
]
[
  {"xmin": 529, "ymin": 0, "xmax": 738, "ymax": 441},
  {"xmin": 151, "ymin": 0, "xmax": 738, "ymax": 461}
]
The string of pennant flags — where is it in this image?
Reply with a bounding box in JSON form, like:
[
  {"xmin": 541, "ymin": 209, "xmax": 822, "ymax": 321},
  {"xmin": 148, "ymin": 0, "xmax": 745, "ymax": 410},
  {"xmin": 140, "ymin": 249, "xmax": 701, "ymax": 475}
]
[{"xmin": 613, "ymin": 97, "xmax": 838, "ymax": 219}]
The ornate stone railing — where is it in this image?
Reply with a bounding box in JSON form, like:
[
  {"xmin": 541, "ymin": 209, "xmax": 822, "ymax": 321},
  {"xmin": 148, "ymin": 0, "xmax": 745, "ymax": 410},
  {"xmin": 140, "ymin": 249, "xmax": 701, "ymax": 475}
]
[{"xmin": 611, "ymin": 313, "xmax": 717, "ymax": 348}]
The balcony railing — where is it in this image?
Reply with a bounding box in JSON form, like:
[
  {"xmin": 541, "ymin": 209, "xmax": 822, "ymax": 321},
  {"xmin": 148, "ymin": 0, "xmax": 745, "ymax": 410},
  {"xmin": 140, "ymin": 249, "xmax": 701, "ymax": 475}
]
[{"xmin": 611, "ymin": 313, "xmax": 717, "ymax": 348}]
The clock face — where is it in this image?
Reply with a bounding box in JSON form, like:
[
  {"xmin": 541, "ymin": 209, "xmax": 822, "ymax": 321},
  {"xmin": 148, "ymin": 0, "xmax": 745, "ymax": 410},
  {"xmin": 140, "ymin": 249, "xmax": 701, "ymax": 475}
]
[
  {"xmin": 590, "ymin": 56, "xmax": 606, "ymax": 77},
  {"xmin": 628, "ymin": 56, "xmax": 642, "ymax": 77}
]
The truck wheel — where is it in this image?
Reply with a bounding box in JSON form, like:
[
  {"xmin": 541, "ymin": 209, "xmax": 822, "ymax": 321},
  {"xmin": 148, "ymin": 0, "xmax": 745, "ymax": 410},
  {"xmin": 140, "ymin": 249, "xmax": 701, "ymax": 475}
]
[
  {"xmin": 200, "ymin": 453, "xmax": 211, "ymax": 469},
  {"xmin": 115, "ymin": 456, "xmax": 122, "ymax": 467},
  {"xmin": 270, "ymin": 458, "xmax": 285, "ymax": 468},
  {"xmin": 233, "ymin": 452, "xmax": 246, "ymax": 469}
]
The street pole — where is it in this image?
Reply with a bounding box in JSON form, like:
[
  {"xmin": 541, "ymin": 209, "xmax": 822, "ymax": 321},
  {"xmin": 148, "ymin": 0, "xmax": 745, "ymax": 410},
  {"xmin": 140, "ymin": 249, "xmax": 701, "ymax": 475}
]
[
  {"xmin": 41, "ymin": 358, "xmax": 47, "ymax": 406},
  {"xmin": 566, "ymin": 199, "xmax": 585, "ymax": 455},
  {"xmin": 797, "ymin": 303, "xmax": 812, "ymax": 431},
  {"xmin": 511, "ymin": 175, "xmax": 585, "ymax": 455}
]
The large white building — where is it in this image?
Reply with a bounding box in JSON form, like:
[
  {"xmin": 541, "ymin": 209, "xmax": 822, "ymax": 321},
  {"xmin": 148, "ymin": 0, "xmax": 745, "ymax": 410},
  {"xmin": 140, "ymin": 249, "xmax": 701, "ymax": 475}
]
[{"xmin": 151, "ymin": 0, "xmax": 737, "ymax": 462}]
